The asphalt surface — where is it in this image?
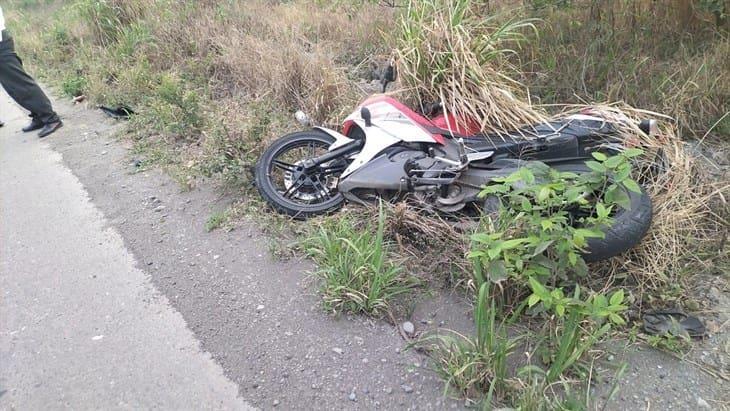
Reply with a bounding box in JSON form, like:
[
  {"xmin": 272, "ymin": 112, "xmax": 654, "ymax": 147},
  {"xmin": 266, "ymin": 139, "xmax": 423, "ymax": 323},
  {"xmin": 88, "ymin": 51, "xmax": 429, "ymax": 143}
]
[{"xmin": 0, "ymin": 92, "xmax": 252, "ymax": 409}]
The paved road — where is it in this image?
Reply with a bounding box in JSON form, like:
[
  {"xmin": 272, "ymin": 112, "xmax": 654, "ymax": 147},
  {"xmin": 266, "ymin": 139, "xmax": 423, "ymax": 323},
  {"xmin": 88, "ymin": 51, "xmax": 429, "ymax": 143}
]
[{"xmin": 0, "ymin": 93, "xmax": 253, "ymax": 409}]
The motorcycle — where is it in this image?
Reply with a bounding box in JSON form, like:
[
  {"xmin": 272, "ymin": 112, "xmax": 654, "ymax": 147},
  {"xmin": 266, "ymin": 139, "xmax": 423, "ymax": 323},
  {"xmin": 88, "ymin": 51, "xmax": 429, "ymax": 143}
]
[{"xmin": 255, "ymin": 65, "xmax": 654, "ymax": 262}]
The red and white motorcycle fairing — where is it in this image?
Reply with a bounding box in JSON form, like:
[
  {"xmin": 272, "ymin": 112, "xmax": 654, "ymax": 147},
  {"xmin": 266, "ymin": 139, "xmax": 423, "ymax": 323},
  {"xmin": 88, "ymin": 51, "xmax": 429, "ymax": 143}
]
[{"xmin": 314, "ymin": 96, "xmax": 444, "ymax": 178}]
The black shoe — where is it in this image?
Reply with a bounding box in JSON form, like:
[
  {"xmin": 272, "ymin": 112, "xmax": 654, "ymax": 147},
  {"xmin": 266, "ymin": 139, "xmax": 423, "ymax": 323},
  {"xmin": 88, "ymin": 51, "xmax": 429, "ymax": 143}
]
[
  {"xmin": 38, "ymin": 121, "xmax": 63, "ymax": 138},
  {"xmin": 0, "ymin": 120, "xmax": 4, "ymax": 127},
  {"xmin": 22, "ymin": 118, "xmax": 44, "ymax": 132}
]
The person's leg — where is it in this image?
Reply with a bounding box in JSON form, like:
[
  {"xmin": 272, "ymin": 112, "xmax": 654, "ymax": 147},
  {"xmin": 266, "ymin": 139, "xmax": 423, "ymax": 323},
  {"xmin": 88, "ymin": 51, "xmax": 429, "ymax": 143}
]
[{"xmin": 0, "ymin": 31, "xmax": 61, "ymax": 131}]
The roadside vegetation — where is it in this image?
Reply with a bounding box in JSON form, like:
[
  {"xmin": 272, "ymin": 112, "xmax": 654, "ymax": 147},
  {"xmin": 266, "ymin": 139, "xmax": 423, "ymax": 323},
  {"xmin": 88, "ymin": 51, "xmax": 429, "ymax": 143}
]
[{"xmin": 7, "ymin": 0, "xmax": 728, "ymax": 408}]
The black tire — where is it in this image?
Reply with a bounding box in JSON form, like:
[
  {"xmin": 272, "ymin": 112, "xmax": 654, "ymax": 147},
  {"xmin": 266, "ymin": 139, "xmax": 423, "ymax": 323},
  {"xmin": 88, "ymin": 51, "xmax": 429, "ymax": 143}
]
[
  {"xmin": 550, "ymin": 162, "xmax": 653, "ymax": 263},
  {"xmin": 255, "ymin": 130, "xmax": 346, "ymax": 219}
]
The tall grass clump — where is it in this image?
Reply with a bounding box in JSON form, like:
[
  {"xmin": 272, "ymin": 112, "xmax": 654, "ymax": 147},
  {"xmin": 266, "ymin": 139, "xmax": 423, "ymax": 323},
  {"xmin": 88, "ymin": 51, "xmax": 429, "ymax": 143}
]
[
  {"xmin": 419, "ymin": 282, "xmax": 516, "ymax": 401},
  {"xmin": 74, "ymin": 0, "xmax": 146, "ymax": 46},
  {"xmin": 396, "ymin": 0, "xmax": 546, "ymax": 135},
  {"xmin": 304, "ymin": 203, "xmax": 419, "ymax": 317}
]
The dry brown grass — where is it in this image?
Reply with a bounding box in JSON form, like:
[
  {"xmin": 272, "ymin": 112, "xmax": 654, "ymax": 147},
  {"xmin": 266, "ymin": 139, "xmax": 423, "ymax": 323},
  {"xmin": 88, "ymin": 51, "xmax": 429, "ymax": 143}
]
[
  {"xmin": 395, "ymin": 0, "xmax": 547, "ymax": 135},
  {"xmin": 385, "ymin": 203, "xmax": 472, "ymax": 286}
]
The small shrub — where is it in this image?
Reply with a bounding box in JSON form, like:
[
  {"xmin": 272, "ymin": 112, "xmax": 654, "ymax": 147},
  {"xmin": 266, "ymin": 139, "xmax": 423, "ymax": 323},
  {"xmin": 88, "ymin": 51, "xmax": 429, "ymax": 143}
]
[
  {"xmin": 205, "ymin": 210, "xmax": 227, "ymax": 232},
  {"xmin": 304, "ymin": 203, "xmax": 420, "ymax": 317},
  {"xmin": 149, "ymin": 74, "xmax": 204, "ymax": 136},
  {"xmin": 115, "ymin": 22, "xmax": 152, "ymax": 58},
  {"xmin": 472, "ymin": 150, "xmax": 643, "ymax": 292},
  {"xmin": 61, "ymin": 74, "xmax": 87, "ymax": 97}
]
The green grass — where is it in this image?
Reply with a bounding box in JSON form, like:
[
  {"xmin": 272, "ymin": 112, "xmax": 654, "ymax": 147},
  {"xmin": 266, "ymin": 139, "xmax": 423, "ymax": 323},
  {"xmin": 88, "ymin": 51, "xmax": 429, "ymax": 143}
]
[
  {"xmin": 61, "ymin": 73, "xmax": 87, "ymax": 97},
  {"xmin": 418, "ymin": 282, "xmax": 516, "ymax": 402},
  {"xmin": 304, "ymin": 204, "xmax": 420, "ymax": 317},
  {"xmin": 205, "ymin": 210, "xmax": 228, "ymax": 232}
]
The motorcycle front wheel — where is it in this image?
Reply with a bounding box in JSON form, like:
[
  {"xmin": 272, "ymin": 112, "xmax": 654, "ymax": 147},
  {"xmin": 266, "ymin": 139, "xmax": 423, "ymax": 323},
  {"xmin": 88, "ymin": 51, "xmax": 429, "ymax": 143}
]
[{"xmin": 255, "ymin": 130, "xmax": 347, "ymax": 219}]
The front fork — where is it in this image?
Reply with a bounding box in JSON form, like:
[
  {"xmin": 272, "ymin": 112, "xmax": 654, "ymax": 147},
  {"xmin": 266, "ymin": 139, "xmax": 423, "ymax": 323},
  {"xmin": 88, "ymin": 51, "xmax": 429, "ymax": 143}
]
[{"xmin": 300, "ymin": 139, "xmax": 364, "ymax": 173}]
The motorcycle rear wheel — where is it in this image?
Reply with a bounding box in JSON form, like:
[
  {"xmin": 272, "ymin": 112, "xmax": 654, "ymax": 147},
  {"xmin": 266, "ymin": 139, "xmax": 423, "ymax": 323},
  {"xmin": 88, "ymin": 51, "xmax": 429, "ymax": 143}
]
[
  {"xmin": 255, "ymin": 131, "xmax": 346, "ymax": 219},
  {"xmin": 556, "ymin": 162, "xmax": 652, "ymax": 262}
]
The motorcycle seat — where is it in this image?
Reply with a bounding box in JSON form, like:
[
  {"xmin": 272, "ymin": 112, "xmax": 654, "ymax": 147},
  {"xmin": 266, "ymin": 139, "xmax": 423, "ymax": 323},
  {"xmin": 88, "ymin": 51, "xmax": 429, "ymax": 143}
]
[{"xmin": 455, "ymin": 118, "xmax": 615, "ymax": 152}]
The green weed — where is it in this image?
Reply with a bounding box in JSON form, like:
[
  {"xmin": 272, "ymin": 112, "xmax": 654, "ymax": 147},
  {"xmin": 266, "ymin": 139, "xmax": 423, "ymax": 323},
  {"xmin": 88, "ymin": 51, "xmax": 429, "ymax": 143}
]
[
  {"xmin": 304, "ymin": 203, "xmax": 420, "ymax": 317},
  {"xmin": 205, "ymin": 210, "xmax": 228, "ymax": 232},
  {"xmin": 419, "ymin": 281, "xmax": 516, "ymax": 401},
  {"xmin": 61, "ymin": 73, "xmax": 87, "ymax": 97},
  {"xmin": 644, "ymin": 332, "xmax": 692, "ymax": 355},
  {"xmin": 426, "ymin": 154, "xmax": 638, "ymax": 406}
]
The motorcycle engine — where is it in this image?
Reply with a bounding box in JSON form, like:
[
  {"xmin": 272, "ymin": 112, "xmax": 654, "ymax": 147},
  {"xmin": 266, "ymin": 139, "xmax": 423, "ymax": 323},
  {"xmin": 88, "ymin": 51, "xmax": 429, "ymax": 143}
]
[{"xmin": 337, "ymin": 147, "xmax": 464, "ymax": 212}]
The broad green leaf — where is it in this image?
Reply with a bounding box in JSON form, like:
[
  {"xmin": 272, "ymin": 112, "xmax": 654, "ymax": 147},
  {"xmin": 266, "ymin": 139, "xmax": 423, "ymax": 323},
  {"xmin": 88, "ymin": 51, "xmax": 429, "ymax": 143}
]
[
  {"xmin": 574, "ymin": 258, "xmax": 589, "ymax": 277},
  {"xmin": 574, "ymin": 228, "xmax": 605, "ymax": 239},
  {"xmin": 532, "ymin": 240, "xmax": 553, "ymax": 256},
  {"xmin": 604, "ymin": 155, "xmax": 622, "ymax": 169},
  {"xmin": 622, "ymin": 148, "xmax": 644, "ymax": 158},
  {"xmin": 615, "ymin": 164, "xmax": 631, "ymax": 181},
  {"xmin": 585, "ymin": 161, "xmax": 606, "ymax": 173},
  {"xmin": 609, "ymin": 313, "xmax": 626, "ymax": 325},
  {"xmin": 565, "ymin": 187, "xmax": 584, "ymax": 203},
  {"xmin": 521, "ymin": 198, "xmax": 533, "ymax": 211},
  {"xmin": 609, "ymin": 289, "xmax": 625, "ymax": 305},
  {"xmin": 622, "ymin": 178, "xmax": 642, "ymax": 194},
  {"xmin": 502, "ymin": 238, "xmax": 527, "ymax": 250},
  {"xmin": 591, "ymin": 152, "xmax": 608, "ymax": 161},
  {"xmin": 519, "ymin": 168, "xmax": 535, "ymax": 184},
  {"xmin": 537, "ymin": 187, "xmax": 551, "ymax": 202},
  {"xmin": 528, "ymin": 276, "xmax": 550, "ymax": 299},
  {"xmin": 471, "ymin": 233, "xmax": 496, "ymax": 244},
  {"xmin": 487, "ymin": 260, "xmax": 508, "ymax": 283},
  {"xmin": 568, "ymin": 251, "xmax": 577, "ymax": 266},
  {"xmin": 528, "ymin": 294, "xmax": 540, "ymax": 307}
]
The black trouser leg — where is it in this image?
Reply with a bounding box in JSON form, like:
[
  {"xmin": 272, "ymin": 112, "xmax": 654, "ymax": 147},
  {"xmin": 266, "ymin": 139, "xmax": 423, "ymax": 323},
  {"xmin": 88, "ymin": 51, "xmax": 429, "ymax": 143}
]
[{"xmin": 0, "ymin": 30, "xmax": 59, "ymax": 124}]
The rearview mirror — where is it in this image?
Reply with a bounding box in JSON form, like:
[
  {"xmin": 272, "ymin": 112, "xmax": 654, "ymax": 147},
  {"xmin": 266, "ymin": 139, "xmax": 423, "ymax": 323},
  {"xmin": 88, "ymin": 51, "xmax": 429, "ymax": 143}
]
[
  {"xmin": 380, "ymin": 62, "xmax": 397, "ymax": 93},
  {"xmin": 382, "ymin": 63, "xmax": 396, "ymax": 82},
  {"xmin": 361, "ymin": 107, "xmax": 372, "ymax": 127}
]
